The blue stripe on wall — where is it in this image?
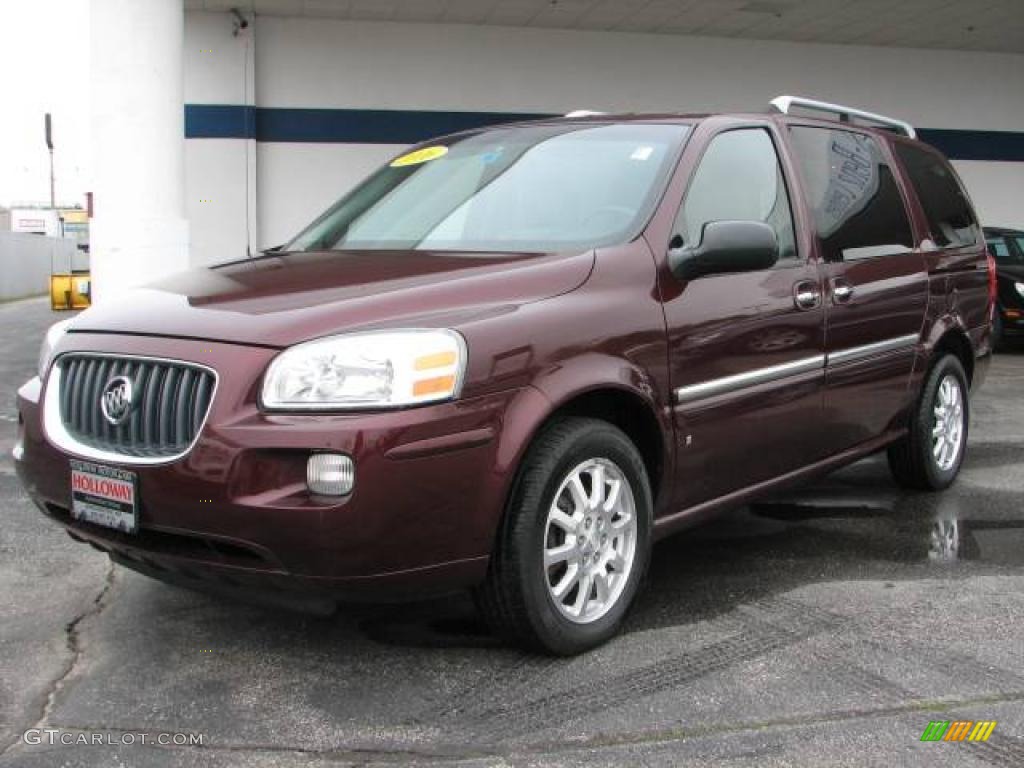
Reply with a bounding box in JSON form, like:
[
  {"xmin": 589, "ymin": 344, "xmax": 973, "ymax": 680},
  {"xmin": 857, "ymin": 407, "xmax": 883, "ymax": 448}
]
[
  {"xmin": 185, "ymin": 104, "xmax": 550, "ymax": 144},
  {"xmin": 917, "ymin": 129, "xmax": 1024, "ymax": 163},
  {"xmin": 185, "ymin": 104, "xmax": 1024, "ymax": 162},
  {"xmin": 185, "ymin": 104, "xmax": 256, "ymax": 139},
  {"xmin": 257, "ymin": 107, "xmax": 548, "ymax": 144}
]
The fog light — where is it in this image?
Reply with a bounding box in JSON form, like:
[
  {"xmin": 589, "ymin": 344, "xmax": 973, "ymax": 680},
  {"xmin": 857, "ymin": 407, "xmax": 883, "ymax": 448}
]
[{"xmin": 307, "ymin": 453, "xmax": 354, "ymax": 496}]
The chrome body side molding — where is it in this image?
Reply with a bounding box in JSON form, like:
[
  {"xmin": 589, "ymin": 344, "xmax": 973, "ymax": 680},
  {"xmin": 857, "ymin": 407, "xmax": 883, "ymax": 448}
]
[
  {"xmin": 674, "ymin": 354, "xmax": 825, "ymax": 404},
  {"xmin": 674, "ymin": 334, "xmax": 919, "ymax": 404},
  {"xmin": 826, "ymin": 334, "xmax": 919, "ymax": 366}
]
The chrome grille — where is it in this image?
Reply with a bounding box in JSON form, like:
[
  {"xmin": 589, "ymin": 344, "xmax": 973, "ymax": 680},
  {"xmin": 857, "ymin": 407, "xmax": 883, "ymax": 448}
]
[{"xmin": 54, "ymin": 354, "xmax": 216, "ymax": 460}]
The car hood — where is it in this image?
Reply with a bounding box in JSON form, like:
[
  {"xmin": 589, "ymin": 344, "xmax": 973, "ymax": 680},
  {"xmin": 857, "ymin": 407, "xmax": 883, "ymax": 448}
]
[{"xmin": 69, "ymin": 249, "xmax": 595, "ymax": 348}]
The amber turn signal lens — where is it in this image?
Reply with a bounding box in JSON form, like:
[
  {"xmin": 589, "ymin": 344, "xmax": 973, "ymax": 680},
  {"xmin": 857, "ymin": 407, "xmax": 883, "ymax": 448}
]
[
  {"xmin": 414, "ymin": 350, "xmax": 458, "ymax": 371},
  {"xmin": 412, "ymin": 375, "xmax": 456, "ymax": 397}
]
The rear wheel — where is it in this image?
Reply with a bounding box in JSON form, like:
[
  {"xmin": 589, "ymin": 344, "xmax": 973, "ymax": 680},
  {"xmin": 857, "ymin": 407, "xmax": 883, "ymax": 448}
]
[
  {"xmin": 474, "ymin": 418, "xmax": 652, "ymax": 655},
  {"xmin": 888, "ymin": 354, "xmax": 969, "ymax": 490}
]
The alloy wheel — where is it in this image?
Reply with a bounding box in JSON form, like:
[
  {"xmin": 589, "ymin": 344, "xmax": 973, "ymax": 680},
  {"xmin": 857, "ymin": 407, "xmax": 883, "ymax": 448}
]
[
  {"xmin": 542, "ymin": 458, "xmax": 637, "ymax": 624},
  {"xmin": 932, "ymin": 374, "xmax": 965, "ymax": 471}
]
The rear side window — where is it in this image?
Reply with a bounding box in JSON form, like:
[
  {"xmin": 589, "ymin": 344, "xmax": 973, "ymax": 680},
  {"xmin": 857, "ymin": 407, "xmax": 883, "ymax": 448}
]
[
  {"xmin": 788, "ymin": 126, "xmax": 914, "ymax": 262},
  {"xmin": 895, "ymin": 143, "xmax": 979, "ymax": 248}
]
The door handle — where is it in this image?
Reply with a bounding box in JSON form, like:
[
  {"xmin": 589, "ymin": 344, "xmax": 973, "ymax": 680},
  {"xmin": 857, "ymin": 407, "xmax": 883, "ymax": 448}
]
[
  {"xmin": 793, "ymin": 282, "xmax": 821, "ymax": 310},
  {"xmin": 832, "ymin": 281, "xmax": 855, "ymax": 304}
]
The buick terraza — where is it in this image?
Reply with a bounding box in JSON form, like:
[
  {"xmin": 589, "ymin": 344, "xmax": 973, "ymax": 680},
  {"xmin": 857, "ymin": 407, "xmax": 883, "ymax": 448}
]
[{"xmin": 15, "ymin": 96, "xmax": 993, "ymax": 654}]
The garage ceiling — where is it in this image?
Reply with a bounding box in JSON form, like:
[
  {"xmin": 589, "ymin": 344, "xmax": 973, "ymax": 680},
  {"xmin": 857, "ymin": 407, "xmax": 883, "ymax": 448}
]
[{"xmin": 184, "ymin": 0, "xmax": 1024, "ymax": 54}]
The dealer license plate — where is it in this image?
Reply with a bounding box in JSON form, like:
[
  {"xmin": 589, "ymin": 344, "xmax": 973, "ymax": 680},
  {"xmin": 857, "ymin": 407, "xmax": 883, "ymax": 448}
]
[{"xmin": 70, "ymin": 460, "xmax": 138, "ymax": 534}]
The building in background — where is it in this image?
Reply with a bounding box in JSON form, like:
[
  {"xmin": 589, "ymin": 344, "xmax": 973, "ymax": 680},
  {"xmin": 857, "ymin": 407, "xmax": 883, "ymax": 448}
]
[
  {"xmin": 10, "ymin": 207, "xmax": 62, "ymax": 237},
  {"xmin": 3, "ymin": 205, "xmax": 90, "ymax": 303},
  {"xmin": 88, "ymin": 0, "xmax": 1024, "ymax": 300},
  {"xmin": 59, "ymin": 208, "xmax": 90, "ymax": 252},
  {"xmin": 8, "ymin": 205, "xmax": 88, "ymax": 246}
]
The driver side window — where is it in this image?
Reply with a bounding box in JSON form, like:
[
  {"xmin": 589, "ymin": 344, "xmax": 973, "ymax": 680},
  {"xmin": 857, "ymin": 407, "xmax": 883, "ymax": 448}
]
[{"xmin": 674, "ymin": 128, "xmax": 797, "ymax": 262}]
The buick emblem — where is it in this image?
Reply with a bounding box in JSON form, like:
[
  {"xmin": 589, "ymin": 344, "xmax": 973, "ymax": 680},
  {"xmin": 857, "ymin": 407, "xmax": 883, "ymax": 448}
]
[{"xmin": 100, "ymin": 376, "xmax": 135, "ymax": 426}]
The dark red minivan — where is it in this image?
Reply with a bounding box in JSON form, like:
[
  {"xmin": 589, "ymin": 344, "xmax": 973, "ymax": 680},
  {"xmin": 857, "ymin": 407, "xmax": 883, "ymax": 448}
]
[{"xmin": 15, "ymin": 96, "xmax": 993, "ymax": 654}]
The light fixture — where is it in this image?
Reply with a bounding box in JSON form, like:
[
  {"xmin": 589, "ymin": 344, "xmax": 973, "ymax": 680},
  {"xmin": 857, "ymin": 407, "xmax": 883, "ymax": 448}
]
[{"xmin": 307, "ymin": 454, "xmax": 355, "ymax": 496}]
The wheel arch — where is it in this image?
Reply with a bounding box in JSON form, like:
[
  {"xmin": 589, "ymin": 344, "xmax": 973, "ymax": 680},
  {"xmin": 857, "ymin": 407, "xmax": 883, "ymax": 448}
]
[
  {"xmin": 475, "ymin": 375, "xmax": 665, "ymax": 652},
  {"xmin": 492, "ymin": 354, "xmax": 673, "ymax": 534},
  {"xmin": 539, "ymin": 386, "xmax": 669, "ymax": 505},
  {"xmin": 924, "ymin": 320, "xmax": 975, "ymax": 386}
]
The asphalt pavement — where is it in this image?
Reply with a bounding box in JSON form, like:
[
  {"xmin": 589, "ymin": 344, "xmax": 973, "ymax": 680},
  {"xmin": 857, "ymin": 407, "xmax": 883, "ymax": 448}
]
[{"xmin": 1, "ymin": 296, "xmax": 1023, "ymax": 767}]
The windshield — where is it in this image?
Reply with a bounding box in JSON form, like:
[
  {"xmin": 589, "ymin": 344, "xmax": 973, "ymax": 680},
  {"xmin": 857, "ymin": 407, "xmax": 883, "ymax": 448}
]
[
  {"xmin": 986, "ymin": 233, "xmax": 1024, "ymax": 264},
  {"xmin": 286, "ymin": 123, "xmax": 689, "ymax": 253}
]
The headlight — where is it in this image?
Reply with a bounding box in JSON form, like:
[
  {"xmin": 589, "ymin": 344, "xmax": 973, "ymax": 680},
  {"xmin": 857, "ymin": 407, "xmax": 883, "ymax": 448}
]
[
  {"xmin": 261, "ymin": 329, "xmax": 466, "ymax": 410},
  {"xmin": 1016, "ymin": 282, "xmax": 1024, "ymax": 299},
  {"xmin": 38, "ymin": 319, "xmax": 73, "ymax": 378}
]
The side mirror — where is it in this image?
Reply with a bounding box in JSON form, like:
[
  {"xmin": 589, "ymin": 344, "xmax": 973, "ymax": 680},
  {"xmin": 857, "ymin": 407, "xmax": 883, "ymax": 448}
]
[{"xmin": 668, "ymin": 220, "xmax": 779, "ymax": 280}]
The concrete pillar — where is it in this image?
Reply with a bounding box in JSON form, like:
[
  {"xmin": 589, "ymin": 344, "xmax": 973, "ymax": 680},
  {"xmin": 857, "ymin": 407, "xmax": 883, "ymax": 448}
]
[{"xmin": 89, "ymin": 0, "xmax": 189, "ymax": 303}]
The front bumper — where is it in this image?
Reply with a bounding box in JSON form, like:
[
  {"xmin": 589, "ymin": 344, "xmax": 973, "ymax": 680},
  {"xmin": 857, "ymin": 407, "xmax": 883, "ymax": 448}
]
[{"xmin": 14, "ymin": 333, "xmax": 543, "ymax": 602}]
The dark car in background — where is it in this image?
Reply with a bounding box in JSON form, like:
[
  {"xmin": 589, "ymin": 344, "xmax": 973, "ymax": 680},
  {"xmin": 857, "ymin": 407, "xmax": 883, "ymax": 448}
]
[
  {"xmin": 14, "ymin": 96, "xmax": 994, "ymax": 654},
  {"xmin": 984, "ymin": 227, "xmax": 1024, "ymax": 346}
]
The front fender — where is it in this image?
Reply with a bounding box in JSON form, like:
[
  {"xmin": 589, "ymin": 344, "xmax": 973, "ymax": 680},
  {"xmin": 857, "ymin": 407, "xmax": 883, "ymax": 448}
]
[
  {"xmin": 531, "ymin": 352, "xmax": 662, "ymax": 412},
  {"xmin": 487, "ymin": 353, "xmax": 673, "ymax": 532}
]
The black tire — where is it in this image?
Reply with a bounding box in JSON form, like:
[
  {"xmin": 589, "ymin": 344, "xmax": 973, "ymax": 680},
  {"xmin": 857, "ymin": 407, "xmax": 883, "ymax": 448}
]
[
  {"xmin": 993, "ymin": 313, "xmax": 1004, "ymax": 352},
  {"xmin": 474, "ymin": 417, "xmax": 652, "ymax": 655},
  {"xmin": 887, "ymin": 354, "xmax": 969, "ymax": 491}
]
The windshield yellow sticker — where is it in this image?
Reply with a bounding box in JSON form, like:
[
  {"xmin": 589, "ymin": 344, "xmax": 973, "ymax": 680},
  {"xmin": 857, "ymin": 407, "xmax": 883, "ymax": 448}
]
[{"xmin": 390, "ymin": 146, "xmax": 448, "ymax": 167}]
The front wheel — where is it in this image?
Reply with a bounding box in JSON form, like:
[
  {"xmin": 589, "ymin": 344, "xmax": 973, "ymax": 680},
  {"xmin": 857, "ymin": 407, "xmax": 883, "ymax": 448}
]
[
  {"xmin": 888, "ymin": 354, "xmax": 969, "ymax": 491},
  {"xmin": 474, "ymin": 418, "xmax": 652, "ymax": 655}
]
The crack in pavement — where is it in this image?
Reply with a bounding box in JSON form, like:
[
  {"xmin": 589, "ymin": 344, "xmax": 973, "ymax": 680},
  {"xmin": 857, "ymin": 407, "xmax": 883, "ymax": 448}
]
[{"xmin": 0, "ymin": 562, "xmax": 117, "ymax": 760}]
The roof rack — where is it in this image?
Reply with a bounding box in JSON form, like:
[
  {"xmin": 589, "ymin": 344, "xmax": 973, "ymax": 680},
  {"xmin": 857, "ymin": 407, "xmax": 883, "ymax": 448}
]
[
  {"xmin": 564, "ymin": 110, "xmax": 606, "ymax": 118},
  {"xmin": 769, "ymin": 95, "xmax": 916, "ymax": 139}
]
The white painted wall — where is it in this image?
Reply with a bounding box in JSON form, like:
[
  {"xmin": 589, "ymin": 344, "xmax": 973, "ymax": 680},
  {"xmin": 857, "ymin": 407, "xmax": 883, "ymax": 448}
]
[
  {"xmin": 955, "ymin": 162, "xmax": 1024, "ymax": 230},
  {"xmin": 255, "ymin": 143, "xmax": 395, "ymax": 250},
  {"xmin": 0, "ymin": 234, "xmax": 76, "ymax": 300},
  {"xmin": 185, "ymin": 12, "xmax": 1024, "ymax": 262},
  {"xmin": 184, "ymin": 11, "xmax": 256, "ymax": 265}
]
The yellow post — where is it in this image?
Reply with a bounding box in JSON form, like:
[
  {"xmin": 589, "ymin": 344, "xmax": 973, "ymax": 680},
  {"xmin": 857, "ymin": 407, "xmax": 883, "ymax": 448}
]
[{"xmin": 50, "ymin": 273, "xmax": 91, "ymax": 310}]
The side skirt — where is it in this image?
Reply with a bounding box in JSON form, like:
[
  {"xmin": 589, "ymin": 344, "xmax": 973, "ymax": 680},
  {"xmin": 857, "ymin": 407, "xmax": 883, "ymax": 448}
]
[{"xmin": 651, "ymin": 428, "xmax": 907, "ymax": 542}]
